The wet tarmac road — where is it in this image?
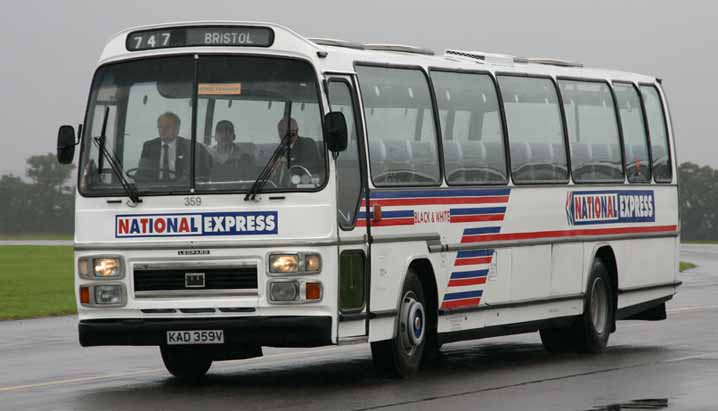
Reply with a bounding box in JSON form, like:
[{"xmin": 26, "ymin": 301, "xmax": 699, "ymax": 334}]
[{"xmin": 1, "ymin": 245, "xmax": 717, "ymax": 411}]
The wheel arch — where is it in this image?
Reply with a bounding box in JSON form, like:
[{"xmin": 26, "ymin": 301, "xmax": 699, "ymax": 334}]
[{"xmin": 407, "ymin": 258, "xmax": 439, "ymax": 329}]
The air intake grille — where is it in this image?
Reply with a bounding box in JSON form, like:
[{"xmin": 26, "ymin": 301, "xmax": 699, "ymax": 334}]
[{"xmin": 134, "ymin": 267, "xmax": 257, "ymax": 292}]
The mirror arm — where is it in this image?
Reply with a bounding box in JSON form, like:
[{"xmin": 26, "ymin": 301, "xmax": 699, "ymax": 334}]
[{"xmin": 75, "ymin": 123, "xmax": 83, "ymax": 145}]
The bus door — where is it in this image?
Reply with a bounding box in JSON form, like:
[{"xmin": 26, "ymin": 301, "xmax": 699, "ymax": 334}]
[{"xmin": 327, "ymin": 75, "xmax": 370, "ymax": 341}]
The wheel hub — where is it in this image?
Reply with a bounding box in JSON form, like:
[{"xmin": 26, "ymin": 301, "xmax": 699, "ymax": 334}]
[
  {"xmin": 400, "ymin": 293, "xmax": 425, "ymax": 354},
  {"xmin": 590, "ymin": 277, "xmax": 609, "ymax": 335}
]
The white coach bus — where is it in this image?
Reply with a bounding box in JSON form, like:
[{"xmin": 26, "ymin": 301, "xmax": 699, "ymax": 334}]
[{"xmin": 56, "ymin": 21, "xmax": 679, "ymax": 380}]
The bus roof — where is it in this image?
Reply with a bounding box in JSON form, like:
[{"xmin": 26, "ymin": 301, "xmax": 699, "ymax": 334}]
[{"xmin": 99, "ymin": 21, "xmax": 658, "ymax": 85}]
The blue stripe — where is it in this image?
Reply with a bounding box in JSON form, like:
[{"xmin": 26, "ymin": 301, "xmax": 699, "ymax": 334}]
[
  {"xmin": 450, "ymin": 207, "xmax": 506, "ymax": 216},
  {"xmin": 463, "ymin": 227, "xmax": 501, "ymax": 235},
  {"xmin": 371, "ymin": 189, "xmax": 511, "ymax": 199},
  {"xmin": 444, "ymin": 290, "xmax": 484, "ymax": 300},
  {"xmin": 357, "ymin": 210, "xmax": 414, "ymax": 218},
  {"xmin": 450, "ymin": 269, "xmax": 489, "ymax": 279},
  {"xmin": 456, "ymin": 249, "xmax": 494, "ymax": 258}
]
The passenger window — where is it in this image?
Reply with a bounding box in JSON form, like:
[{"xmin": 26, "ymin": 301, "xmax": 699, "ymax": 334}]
[
  {"xmin": 432, "ymin": 71, "xmax": 508, "ymax": 184},
  {"xmin": 328, "ymin": 80, "xmax": 363, "ymax": 229},
  {"xmin": 498, "ymin": 76, "xmax": 568, "ymax": 183},
  {"xmin": 356, "ymin": 65, "xmax": 441, "ymax": 186},
  {"xmin": 640, "ymin": 85, "xmax": 672, "ymax": 182},
  {"xmin": 559, "ymin": 80, "xmax": 623, "ymax": 182},
  {"xmin": 614, "ymin": 83, "xmax": 651, "ymax": 183}
]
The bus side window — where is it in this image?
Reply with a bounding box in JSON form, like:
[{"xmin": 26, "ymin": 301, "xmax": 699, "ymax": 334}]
[
  {"xmin": 356, "ymin": 65, "xmax": 441, "ymax": 187},
  {"xmin": 614, "ymin": 82, "xmax": 651, "ymax": 183},
  {"xmin": 498, "ymin": 76, "xmax": 568, "ymax": 183},
  {"xmin": 640, "ymin": 85, "xmax": 672, "ymax": 183},
  {"xmin": 431, "ymin": 70, "xmax": 508, "ymax": 185},
  {"xmin": 558, "ymin": 80, "xmax": 624, "ymax": 183}
]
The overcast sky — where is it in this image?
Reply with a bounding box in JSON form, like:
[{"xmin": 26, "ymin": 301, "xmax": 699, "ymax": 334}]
[{"xmin": 0, "ymin": 0, "xmax": 716, "ymax": 177}]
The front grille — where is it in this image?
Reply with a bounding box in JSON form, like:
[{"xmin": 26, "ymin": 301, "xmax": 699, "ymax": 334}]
[{"xmin": 134, "ymin": 266, "xmax": 258, "ymax": 293}]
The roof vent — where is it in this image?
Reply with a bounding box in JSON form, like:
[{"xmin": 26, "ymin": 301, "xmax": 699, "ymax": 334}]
[
  {"xmin": 364, "ymin": 44, "xmax": 435, "ymax": 56},
  {"xmin": 524, "ymin": 57, "xmax": 583, "ymax": 68},
  {"xmin": 445, "ymin": 49, "xmax": 515, "ymax": 66},
  {"xmin": 308, "ymin": 38, "xmax": 365, "ymax": 50}
]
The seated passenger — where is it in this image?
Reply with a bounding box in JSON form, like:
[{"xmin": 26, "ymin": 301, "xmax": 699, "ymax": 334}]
[{"xmin": 208, "ymin": 120, "xmax": 255, "ymax": 180}]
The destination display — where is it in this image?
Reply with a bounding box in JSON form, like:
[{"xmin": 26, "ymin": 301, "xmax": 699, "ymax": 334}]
[{"xmin": 126, "ymin": 26, "xmax": 275, "ymax": 51}]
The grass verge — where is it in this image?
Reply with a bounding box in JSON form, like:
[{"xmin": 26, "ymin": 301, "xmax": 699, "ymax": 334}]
[
  {"xmin": 682, "ymin": 240, "xmax": 718, "ymax": 245},
  {"xmin": 679, "ymin": 261, "xmax": 697, "ymax": 272},
  {"xmin": 0, "ymin": 233, "xmax": 73, "ymax": 241},
  {"xmin": 0, "ymin": 246, "xmax": 76, "ymax": 320}
]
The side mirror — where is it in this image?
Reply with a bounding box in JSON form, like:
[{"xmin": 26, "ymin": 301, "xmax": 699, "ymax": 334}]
[
  {"xmin": 324, "ymin": 111, "xmax": 348, "ymax": 153},
  {"xmin": 57, "ymin": 125, "xmax": 76, "ymax": 164}
]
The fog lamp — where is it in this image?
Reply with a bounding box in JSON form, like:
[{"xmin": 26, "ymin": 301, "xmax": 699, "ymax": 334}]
[
  {"xmin": 94, "ymin": 285, "xmax": 124, "ymax": 305},
  {"xmin": 269, "ymin": 281, "xmax": 299, "ymax": 302}
]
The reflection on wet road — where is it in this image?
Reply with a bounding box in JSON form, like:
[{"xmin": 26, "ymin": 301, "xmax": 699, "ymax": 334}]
[{"xmin": 0, "ymin": 245, "xmax": 716, "ymax": 410}]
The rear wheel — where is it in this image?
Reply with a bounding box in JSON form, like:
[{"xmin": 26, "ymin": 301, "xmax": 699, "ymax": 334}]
[
  {"xmin": 539, "ymin": 258, "xmax": 613, "ymax": 354},
  {"xmin": 574, "ymin": 259, "xmax": 613, "ymax": 353},
  {"xmin": 539, "ymin": 327, "xmax": 576, "ymax": 353},
  {"xmin": 371, "ymin": 269, "xmax": 426, "ymax": 378},
  {"xmin": 160, "ymin": 346, "xmax": 213, "ymax": 381}
]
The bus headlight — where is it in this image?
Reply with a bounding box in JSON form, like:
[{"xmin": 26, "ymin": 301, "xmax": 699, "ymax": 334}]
[
  {"xmin": 269, "ymin": 281, "xmax": 299, "ymax": 302},
  {"xmin": 269, "ymin": 254, "xmax": 299, "ymax": 273},
  {"xmin": 79, "ymin": 284, "xmax": 126, "ymax": 307},
  {"xmin": 94, "ymin": 285, "xmax": 125, "ymax": 305},
  {"xmin": 78, "ymin": 256, "xmax": 124, "ymax": 279},
  {"xmin": 268, "ymin": 253, "xmax": 321, "ymax": 274}
]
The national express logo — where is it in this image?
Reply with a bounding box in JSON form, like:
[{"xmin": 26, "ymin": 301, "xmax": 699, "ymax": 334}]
[
  {"xmin": 115, "ymin": 211, "xmax": 278, "ymax": 238},
  {"xmin": 565, "ymin": 190, "xmax": 655, "ymax": 226}
]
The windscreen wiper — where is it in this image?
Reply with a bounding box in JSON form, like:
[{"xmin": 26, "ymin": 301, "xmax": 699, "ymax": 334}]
[
  {"xmin": 93, "ymin": 107, "xmax": 142, "ymax": 205},
  {"xmin": 244, "ymin": 129, "xmax": 293, "ymax": 201}
]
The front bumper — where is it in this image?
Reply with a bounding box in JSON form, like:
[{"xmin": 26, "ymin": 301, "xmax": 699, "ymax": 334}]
[{"xmin": 79, "ymin": 316, "xmax": 332, "ymax": 348}]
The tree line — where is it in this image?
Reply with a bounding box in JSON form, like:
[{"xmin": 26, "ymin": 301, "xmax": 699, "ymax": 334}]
[{"xmin": 0, "ymin": 154, "xmax": 715, "ymax": 240}]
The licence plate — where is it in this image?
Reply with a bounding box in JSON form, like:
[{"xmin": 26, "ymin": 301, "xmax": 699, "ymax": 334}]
[{"xmin": 167, "ymin": 330, "xmax": 224, "ymax": 345}]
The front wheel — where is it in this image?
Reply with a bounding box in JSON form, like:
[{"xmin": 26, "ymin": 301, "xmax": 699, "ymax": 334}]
[
  {"xmin": 160, "ymin": 346, "xmax": 213, "ymax": 381},
  {"xmin": 371, "ymin": 270, "xmax": 427, "ymax": 378}
]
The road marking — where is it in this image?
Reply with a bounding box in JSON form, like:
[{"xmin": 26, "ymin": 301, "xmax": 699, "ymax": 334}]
[
  {"xmin": 0, "ymin": 345, "xmax": 356, "ymax": 393},
  {"xmin": 0, "ymin": 369, "xmax": 162, "ymax": 393},
  {"xmin": 668, "ymin": 305, "xmax": 718, "ymax": 314}
]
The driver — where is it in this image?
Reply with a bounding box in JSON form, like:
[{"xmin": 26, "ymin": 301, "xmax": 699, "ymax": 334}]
[
  {"xmin": 275, "ymin": 117, "xmax": 322, "ymax": 179},
  {"xmin": 136, "ymin": 112, "xmax": 212, "ymax": 181}
]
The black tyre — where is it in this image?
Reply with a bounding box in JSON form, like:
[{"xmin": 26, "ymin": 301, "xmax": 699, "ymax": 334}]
[
  {"xmin": 160, "ymin": 346, "xmax": 213, "ymax": 381},
  {"xmin": 371, "ymin": 269, "xmax": 427, "ymax": 378},
  {"xmin": 573, "ymin": 258, "xmax": 614, "ymax": 353},
  {"xmin": 539, "ymin": 326, "xmax": 576, "ymax": 353}
]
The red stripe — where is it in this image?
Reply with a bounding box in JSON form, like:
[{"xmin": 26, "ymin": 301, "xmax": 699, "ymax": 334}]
[
  {"xmin": 461, "ymin": 225, "xmax": 678, "ymax": 243},
  {"xmin": 362, "ymin": 196, "xmax": 509, "ymax": 207},
  {"xmin": 455, "ymin": 257, "xmax": 492, "ymax": 266},
  {"xmin": 356, "ymin": 218, "xmax": 415, "ymax": 227},
  {"xmin": 450, "ymin": 214, "xmax": 504, "ymax": 223},
  {"xmin": 448, "ymin": 277, "xmax": 487, "ymax": 287},
  {"xmin": 441, "ymin": 297, "xmax": 481, "ymax": 310}
]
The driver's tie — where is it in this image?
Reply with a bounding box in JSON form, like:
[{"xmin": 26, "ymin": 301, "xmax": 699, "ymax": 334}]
[{"xmin": 161, "ymin": 143, "xmax": 169, "ymax": 180}]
